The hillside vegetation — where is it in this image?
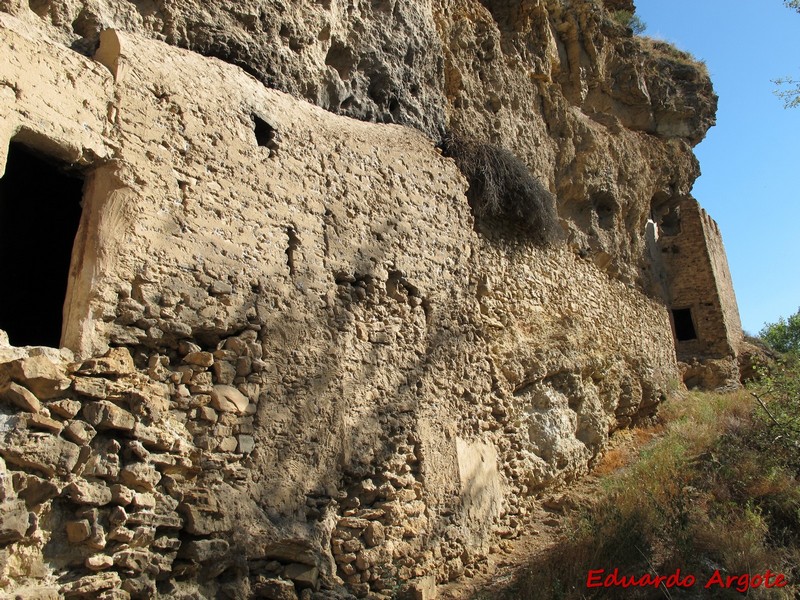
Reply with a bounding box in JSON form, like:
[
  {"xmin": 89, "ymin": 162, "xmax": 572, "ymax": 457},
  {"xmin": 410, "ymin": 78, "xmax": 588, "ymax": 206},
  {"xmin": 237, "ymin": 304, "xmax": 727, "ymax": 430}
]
[{"xmin": 499, "ymin": 358, "xmax": 800, "ymax": 599}]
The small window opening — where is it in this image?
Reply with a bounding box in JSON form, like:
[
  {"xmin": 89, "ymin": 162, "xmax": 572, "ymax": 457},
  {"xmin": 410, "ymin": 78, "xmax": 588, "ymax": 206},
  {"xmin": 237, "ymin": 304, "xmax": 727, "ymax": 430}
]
[
  {"xmin": 658, "ymin": 205, "xmax": 681, "ymax": 236},
  {"xmin": 252, "ymin": 115, "xmax": 279, "ymax": 157},
  {"xmin": 0, "ymin": 142, "xmax": 84, "ymax": 347},
  {"xmin": 671, "ymin": 308, "xmax": 697, "ymax": 342}
]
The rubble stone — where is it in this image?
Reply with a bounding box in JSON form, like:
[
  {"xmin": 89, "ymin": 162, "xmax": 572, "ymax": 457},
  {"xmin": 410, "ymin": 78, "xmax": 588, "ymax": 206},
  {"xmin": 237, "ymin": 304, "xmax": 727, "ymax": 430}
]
[
  {"xmin": 63, "ymin": 420, "xmax": 97, "ymax": 445},
  {"xmin": 82, "ymin": 401, "xmax": 135, "ymax": 431},
  {"xmin": 210, "ymin": 385, "xmax": 249, "ymax": 413},
  {"xmin": 66, "ymin": 519, "xmax": 92, "ymax": 543},
  {"xmin": 48, "ymin": 399, "xmax": 82, "ymax": 419},
  {"xmin": 64, "ymin": 479, "xmax": 113, "ymax": 506},
  {"xmin": 0, "ymin": 498, "xmax": 30, "ymax": 543},
  {"xmin": 0, "ymin": 432, "xmax": 80, "ymax": 477},
  {"xmin": 77, "ymin": 347, "xmax": 135, "ymax": 376},
  {"xmin": 60, "ymin": 572, "xmax": 122, "ymax": 598},
  {"xmin": 119, "ymin": 463, "xmax": 161, "ymax": 491},
  {"xmin": 253, "ymin": 578, "xmax": 299, "ymax": 600},
  {"xmin": 3, "ymin": 356, "xmax": 70, "ymax": 399},
  {"xmin": 0, "ymin": 382, "xmax": 41, "ymax": 412}
]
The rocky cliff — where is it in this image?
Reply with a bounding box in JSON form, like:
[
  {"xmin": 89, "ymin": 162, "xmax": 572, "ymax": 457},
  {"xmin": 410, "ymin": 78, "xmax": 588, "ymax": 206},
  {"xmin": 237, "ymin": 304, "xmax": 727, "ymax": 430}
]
[
  {"xmin": 3, "ymin": 0, "xmax": 716, "ymax": 285},
  {"xmin": 0, "ymin": 0, "xmax": 723, "ymax": 598}
]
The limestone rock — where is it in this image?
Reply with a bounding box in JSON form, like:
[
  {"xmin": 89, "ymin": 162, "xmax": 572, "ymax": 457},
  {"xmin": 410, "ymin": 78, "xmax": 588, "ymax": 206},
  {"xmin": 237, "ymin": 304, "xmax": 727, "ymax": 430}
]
[
  {"xmin": 364, "ymin": 521, "xmax": 385, "ymax": 548},
  {"xmin": 63, "ymin": 420, "xmax": 97, "ymax": 445},
  {"xmin": 60, "ymin": 572, "xmax": 122, "ymax": 598},
  {"xmin": 110, "ymin": 484, "xmax": 135, "ymax": 506},
  {"xmin": 73, "ymin": 377, "xmax": 113, "ymax": 400},
  {"xmin": 179, "ymin": 538, "xmax": 229, "ymax": 562},
  {"xmin": 184, "ymin": 351, "xmax": 214, "ymax": 367},
  {"xmin": 82, "ymin": 401, "xmax": 135, "ymax": 431},
  {"xmin": 284, "ymin": 563, "xmax": 319, "ymax": 591},
  {"xmin": 119, "ymin": 462, "xmax": 161, "ymax": 491},
  {"xmin": 86, "ymin": 554, "xmax": 115, "ymax": 570},
  {"xmin": 66, "ymin": 519, "xmax": 92, "ymax": 543},
  {"xmin": 24, "ymin": 412, "xmax": 63, "ymax": 433},
  {"xmin": 0, "ymin": 498, "xmax": 30, "ymax": 543},
  {"xmin": 5, "ymin": 586, "xmax": 59, "ymax": 600},
  {"xmin": 252, "ymin": 578, "xmax": 299, "ymax": 600},
  {"xmin": 210, "ymin": 384, "xmax": 249, "ymax": 413},
  {"xmin": 0, "ymin": 381, "xmax": 41, "ymax": 412},
  {"xmin": 408, "ymin": 575, "xmax": 437, "ymax": 600},
  {"xmin": 238, "ymin": 434, "xmax": 255, "ymax": 454},
  {"xmin": 15, "ymin": 473, "xmax": 61, "ymax": 506},
  {"xmin": 48, "ymin": 398, "xmax": 82, "ymax": 419},
  {"xmin": 179, "ymin": 502, "xmax": 231, "ymax": 536},
  {"xmin": 64, "ymin": 479, "xmax": 113, "ymax": 506},
  {"xmin": 77, "ymin": 347, "xmax": 135, "ymax": 376},
  {"xmin": 2, "ymin": 355, "xmax": 70, "ymax": 399},
  {"xmin": 0, "ymin": 431, "xmax": 80, "ymax": 477}
]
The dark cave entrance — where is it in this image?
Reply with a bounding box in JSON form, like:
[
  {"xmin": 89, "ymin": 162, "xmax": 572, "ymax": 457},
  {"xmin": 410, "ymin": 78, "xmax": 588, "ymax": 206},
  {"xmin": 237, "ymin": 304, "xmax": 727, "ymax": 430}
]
[
  {"xmin": 0, "ymin": 142, "xmax": 84, "ymax": 348},
  {"xmin": 672, "ymin": 308, "xmax": 698, "ymax": 342}
]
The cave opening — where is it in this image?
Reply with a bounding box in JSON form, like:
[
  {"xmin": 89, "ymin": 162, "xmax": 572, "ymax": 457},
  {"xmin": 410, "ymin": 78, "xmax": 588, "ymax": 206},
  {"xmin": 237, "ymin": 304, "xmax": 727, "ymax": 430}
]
[
  {"xmin": 0, "ymin": 142, "xmax": 84, "ymax": 348},
  {"xmin": 672, "ymin": 308, "xmax": 698, "ymax": 342}
]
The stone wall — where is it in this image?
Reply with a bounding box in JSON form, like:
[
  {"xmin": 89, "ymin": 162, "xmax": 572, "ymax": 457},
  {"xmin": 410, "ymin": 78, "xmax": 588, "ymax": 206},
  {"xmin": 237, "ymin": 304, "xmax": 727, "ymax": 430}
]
[{"xmin": 0, "ymin": 13, "xmax": 685, "ymax": 598}]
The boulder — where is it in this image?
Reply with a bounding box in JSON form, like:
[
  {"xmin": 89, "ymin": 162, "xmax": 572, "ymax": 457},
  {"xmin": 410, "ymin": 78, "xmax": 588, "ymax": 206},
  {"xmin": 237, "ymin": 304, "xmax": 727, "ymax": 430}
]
[
  {"xmin": 2, "ymin": 355, "xmax": 70, "ymax": 399},
  {"xmin": 210, "ymin": 385, "xmax": 249, "ymax": 413},
  {"xmin": 0, "ymin": 382, "xmax": 41, "ymax": 412},
  {"xmin": 82, "ymin": 401, "xmax": 135, "ymax": 431}
]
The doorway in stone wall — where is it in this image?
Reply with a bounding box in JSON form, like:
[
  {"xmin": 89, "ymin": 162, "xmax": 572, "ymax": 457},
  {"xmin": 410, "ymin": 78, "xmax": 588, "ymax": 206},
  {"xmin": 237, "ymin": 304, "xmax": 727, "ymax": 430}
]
[
  {"xmin": 0, "ymin": 141, "xmax": 84, "ymax": 348},
  {"xmin": 672, "ymin": 307, "xmax": 698, "ymax": 342}
]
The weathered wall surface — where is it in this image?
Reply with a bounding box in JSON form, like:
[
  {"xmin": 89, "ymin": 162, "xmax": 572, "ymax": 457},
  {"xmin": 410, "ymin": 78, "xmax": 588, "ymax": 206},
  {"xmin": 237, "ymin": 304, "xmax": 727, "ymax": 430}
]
[
  {"xmin": 0, "ymin": 0, "xmax": 716, "ymax": 288},
  {"xmin": 0, "ymin": 11, "xmax": 686, "ymax": 598}
]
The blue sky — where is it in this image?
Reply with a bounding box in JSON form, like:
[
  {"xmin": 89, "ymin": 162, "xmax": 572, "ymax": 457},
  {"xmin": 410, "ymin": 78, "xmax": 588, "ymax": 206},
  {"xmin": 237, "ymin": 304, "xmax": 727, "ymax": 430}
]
[{"xmin": 635, "ymin": 0, "xmax": 800, "ymax": 334}]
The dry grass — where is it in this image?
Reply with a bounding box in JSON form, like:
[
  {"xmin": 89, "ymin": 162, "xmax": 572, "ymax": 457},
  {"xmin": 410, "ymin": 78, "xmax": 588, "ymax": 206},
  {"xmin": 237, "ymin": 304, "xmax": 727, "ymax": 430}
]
[{"xmin": 639, "ymin": 36, "xmax": 709, "ymax": 77}]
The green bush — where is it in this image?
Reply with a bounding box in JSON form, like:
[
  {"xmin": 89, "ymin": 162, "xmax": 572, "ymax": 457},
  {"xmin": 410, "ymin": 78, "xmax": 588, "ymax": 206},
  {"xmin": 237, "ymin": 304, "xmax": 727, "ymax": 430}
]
[
  {"xmin": 759, "ymin": 307, "xmax": 800, "ymax": 354},
  {"xmin": 611, "ymin": 9, "xmax": 646, "ymax": 35},
  {"xmin": 439, "ymin": 134, "xmax": 562, "ymax": 246},
  {"xmin": 751, "ymin": 353, "xmax": 800, "ymax": 471}
]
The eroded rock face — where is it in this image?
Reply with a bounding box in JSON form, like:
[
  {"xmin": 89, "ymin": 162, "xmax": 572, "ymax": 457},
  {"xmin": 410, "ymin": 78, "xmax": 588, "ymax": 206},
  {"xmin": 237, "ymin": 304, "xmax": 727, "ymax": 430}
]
[
  {"xmin": 0, "ymin": 0, "xmax": 721, "ymax": 597},
  {"xmin": 4, "ymin": 0, "xmax": 716, "ymax": 287}
]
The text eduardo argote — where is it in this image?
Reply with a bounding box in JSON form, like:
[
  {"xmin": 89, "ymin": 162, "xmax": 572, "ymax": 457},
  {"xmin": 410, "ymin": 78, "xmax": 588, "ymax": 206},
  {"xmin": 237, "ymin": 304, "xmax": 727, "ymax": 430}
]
[{"xmin": 586, "ymin": 568, "xmax": 788, "ymax": 593}]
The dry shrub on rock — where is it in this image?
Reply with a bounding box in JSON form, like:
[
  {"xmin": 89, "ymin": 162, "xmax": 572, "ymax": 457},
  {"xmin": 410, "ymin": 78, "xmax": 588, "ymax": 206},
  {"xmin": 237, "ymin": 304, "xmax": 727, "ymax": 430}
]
[{"xmin": 439, "ymin": 134, "xmax": 562, "ymax": 246}]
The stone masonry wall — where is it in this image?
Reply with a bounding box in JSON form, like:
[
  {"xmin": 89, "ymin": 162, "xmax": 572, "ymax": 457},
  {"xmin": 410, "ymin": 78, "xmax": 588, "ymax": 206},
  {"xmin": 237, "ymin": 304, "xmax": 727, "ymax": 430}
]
[
  {"xmin": 655, "ymin": 197, "xmax": 743, "ymax": 388},
  {"xmin": 656, "ymin": 197, "xmax": 743, "ymax": 358},
  {"xmin": 0, "ymin": 14, "xmax": 681, "ymax": 599}
]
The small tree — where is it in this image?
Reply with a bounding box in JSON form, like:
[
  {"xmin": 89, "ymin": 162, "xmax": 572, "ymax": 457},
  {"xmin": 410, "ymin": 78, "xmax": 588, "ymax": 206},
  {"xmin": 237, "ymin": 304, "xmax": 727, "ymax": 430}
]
[
  {"xmin": 759, "ymin": 307, "xmax": 800, "ymax": 353},
  {"xmin": 774, "ymin": 1, "xmax": 800, "ymax": 107},
  {"xmin": 611, "ymin": 9, "xmax": 647, "ymax": 35}
]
